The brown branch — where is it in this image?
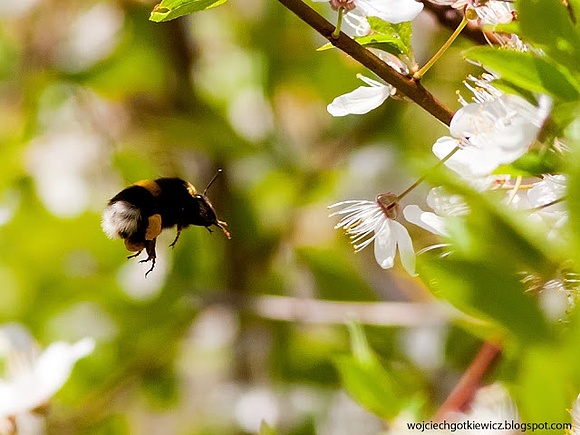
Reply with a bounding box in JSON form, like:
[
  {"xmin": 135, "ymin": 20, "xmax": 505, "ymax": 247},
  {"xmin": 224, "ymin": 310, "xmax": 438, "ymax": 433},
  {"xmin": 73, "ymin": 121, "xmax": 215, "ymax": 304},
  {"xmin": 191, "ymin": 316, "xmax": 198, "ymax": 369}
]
[
  {"xmin": 434, "ymin": 340, "xmax": 502, "ymax": 420},
  {"xmin": 277, "ymin": 0, "xmax": 455, "ymax": 126}
]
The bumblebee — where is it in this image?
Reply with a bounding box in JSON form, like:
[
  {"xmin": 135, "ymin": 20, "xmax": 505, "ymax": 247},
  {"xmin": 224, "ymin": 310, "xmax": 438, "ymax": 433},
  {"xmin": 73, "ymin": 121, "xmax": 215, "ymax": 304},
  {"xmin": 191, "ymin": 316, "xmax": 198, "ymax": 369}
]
[{"xmin": 102, "ymin": 170, "xmax": 230, "ymax": 275}]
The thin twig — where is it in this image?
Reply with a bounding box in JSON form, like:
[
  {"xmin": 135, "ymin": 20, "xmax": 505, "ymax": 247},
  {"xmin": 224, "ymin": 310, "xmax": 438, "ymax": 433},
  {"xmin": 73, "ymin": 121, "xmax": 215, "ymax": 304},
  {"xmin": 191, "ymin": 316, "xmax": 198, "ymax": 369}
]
[
  {"xmin": 420, "ymin": 1, "xmax": 500, "ymax": 46},
  {"xmin": 532, "ymin": 196, "xmax": 566, "ymax": 211},
  {"xmin": 277, "ymin": 0, "xmax": 455, "ymax": 126},
  {"xmin": 249, "ymin": 295, "xmax": 470, "ymax": 326},
  {"xmin": 414, "ymin": 15, "xmax": 468, "ymax": 79},
  {"xmin": 434, "ymin": 340, "xmax": 502, "ymax": 420}
]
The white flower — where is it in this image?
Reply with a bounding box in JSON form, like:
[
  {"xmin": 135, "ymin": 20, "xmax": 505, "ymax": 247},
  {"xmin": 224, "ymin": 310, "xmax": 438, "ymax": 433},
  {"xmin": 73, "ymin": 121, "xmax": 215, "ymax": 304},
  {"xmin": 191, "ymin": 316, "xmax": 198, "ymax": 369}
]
[
  {"xmin": 527, "ymin": 174, "xmax": 566, "ymax": 209},
  {"xmin": 387, "ymin": 382, "xmax": 517, "ymax": 434},
  {"xmin": 327, "ymin": 74, "xmax": 394, "ymax": 116},
  {"xmin": 403, "ymin": 205, "xmax": 448, "ymax": 236},
  {"xmin": 428, "ymin": 0, "xmax": 514, "ymax": 25},
  {"xmin": 329, "ymin": 195, "xmax": 416, "ymax": 275},
  {"xmin": 527, "ymin": 175, "xmax": 568, "ymax": 242},
  {"xmin": 472, "ymin": 1, "xmax": 514, "ymax": 25},
  {"xmin": 433, "ymin": 76, "xmax": 551, "ymax": 178},
  {"xmin": 314, "ymin": 0, "xmax": 423, "ymax": 24},
  {"xmin": 403, "ymin": 187, "xmax": 469, "ymax": 236},
  {"xmin": 0, "ymin": 324, "xmax": 95, "ymax": 419}
]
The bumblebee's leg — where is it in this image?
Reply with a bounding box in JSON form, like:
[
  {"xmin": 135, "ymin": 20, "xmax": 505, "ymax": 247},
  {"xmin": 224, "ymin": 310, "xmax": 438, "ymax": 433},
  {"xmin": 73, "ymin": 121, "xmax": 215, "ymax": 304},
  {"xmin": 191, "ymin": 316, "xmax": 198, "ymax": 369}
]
[
  {"xmin": 216, "ymin": 220, "xmax": 231, "ymax": 239},
  {"xmin": 139, "ymin": 239, "xmax": 157, "ymax": 277},
  {"xmin": 169, "ymin": 227, "xmax": 182, "ymax": 248},
  {"xmin": 124, "ymin": 239, "xmax": 145, "ymax": 259},
  {"xmin": 127, "ymin": 250, "xmax": 142, "ymax": 260}
]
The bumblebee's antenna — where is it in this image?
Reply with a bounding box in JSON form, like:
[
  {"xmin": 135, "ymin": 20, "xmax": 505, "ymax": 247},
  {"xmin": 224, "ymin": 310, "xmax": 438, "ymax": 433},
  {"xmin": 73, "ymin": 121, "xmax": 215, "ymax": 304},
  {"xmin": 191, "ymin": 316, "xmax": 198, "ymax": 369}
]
[{"xmin": 203, "ymin": 168, "xmax": 223, "ymax": 195}]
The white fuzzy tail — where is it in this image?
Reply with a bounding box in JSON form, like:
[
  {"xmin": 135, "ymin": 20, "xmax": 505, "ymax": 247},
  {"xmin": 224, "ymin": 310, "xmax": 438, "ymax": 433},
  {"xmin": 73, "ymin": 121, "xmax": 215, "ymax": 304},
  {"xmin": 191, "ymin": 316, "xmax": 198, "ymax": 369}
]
[{"xmin": 101, "ymin": 200, "xmax": 141, "ymax": 239}]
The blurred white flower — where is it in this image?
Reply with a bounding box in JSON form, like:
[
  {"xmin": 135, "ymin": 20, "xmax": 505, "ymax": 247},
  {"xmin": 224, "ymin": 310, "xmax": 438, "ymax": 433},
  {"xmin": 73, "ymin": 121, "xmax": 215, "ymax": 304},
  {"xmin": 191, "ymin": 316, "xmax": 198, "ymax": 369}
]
[
  {"xmin": 433, "ymin": 75, "xmax": 551, "ymax": 178},
  {"xmin": 313, "ymin": 0, "xmax": 423, "ymax": 24},
  {"xmin": 329, "ymin": 194, "xmax": 416, "ymax": 275},
  {"xmin": 0, "ymin": 324, "xmax": 94, "ymax": 420},
  {"xmin": 327, "ymin": 74, "xmax": 394, "ymax": 116},
  {"xmin": 472, "ymin": 1, "xmax": 514, "ymax": 25},
  {"xmin": 403, "ymin": 186, "xmax": 469, "ymax": 241},
  {"xmin": 403, "ymin": 204, "xmax": 448, "ymax": 237},
  {"xmin": 428, "ymin": 0, "xmax": 514, "ymax": 25},
  {"xmin": 527, "ymin": 175, "xmax": 568, "ymax": 242},
  {"xmin": 527, "ymin": 175, "xmax": 566, "ymax": 209},
  {"xmin": 387, "ymin": 382, "xmax": 518, "ymax": 434},
  {"xmin": 56, "ymin": 3, "xmax": 124, "ymax": 72},
  {"xmin": 464, "ymin": 383, "xmax": 519, "ymax": 431}
]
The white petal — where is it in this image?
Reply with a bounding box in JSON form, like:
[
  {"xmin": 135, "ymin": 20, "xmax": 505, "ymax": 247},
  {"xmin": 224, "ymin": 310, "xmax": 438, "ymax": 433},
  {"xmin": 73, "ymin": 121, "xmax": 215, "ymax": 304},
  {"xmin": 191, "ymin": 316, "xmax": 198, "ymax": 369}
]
[
  {"xmin": 390, "ymin": 220, "xmax": 416, "ymax": 276},
  {"xmin": 426, "ymin": 187, "xmax": 469, "ymax": 217},
  {"xmin": 475, "ymin": 1, "xmax": 515, "ymax": 25},
  {"xmin": 450, "ymin": 101, "xmax": 496, "ymax": 138},
  {"xmin": 450, "ymin": 94, "xmax": 547, "ymax": 162},
  {"xmin": 536, "ymin": 94, "xmax": 553, "ymax": 124},
  {"xmin": 327, "ymin": 85, "xmax": 391, "ymax": 116},
  {"xmin": 433, "ymin": 136, "xmax": 500, "ymax": 178},
  {"xmin": 527, "ymin": 175, "xmax": 566, "ymax": 208},
  {"xmin": 357, "ymin": 0, "xmax": 423, "ymax": 23},
  {"xmin": 374, "ymin": 220, "xmax": 416, "ymax": 276},
  {"xmin": 0, "ymin": 380, "xmax": 25, "ymax": 417},
  {"xmin": 403, "ymin": 205, "xmax": 448, "ymax": 236},
  {"xmin": 35, "ymin": 338, "xmax": 95, "ymax": 400},
  {"xmin": 432, "ymin": 137, "xmax": 474, "ymax": 176},
  {"xmin": 373, "ymin": 220, "xmax": 395, "ymax": 269}
]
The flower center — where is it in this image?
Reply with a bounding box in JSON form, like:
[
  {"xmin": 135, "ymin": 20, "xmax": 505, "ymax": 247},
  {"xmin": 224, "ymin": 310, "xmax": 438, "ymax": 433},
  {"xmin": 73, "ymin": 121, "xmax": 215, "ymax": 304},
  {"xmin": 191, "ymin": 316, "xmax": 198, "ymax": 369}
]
[
  {"xmin": 329, "ymin": 0, "xmax": 356, "ymax": 12},
  {"xmin": 376, "ymin": 193, "xmax": 400, "ymax": 220}
]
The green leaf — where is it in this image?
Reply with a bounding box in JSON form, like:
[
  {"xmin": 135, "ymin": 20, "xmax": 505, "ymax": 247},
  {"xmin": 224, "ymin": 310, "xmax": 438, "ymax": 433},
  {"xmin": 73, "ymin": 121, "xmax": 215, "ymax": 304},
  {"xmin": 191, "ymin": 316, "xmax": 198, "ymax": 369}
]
[
  {"xmin": 427, "ymin": 171, "xmax": 563, "ymax": 278},
  {"xmin": 565, "ymin": 111, "xmax": 580, "ymax": 267},
  {"xmin": 367, "ymin": 18, "xmax": 412, "ymax": 48},
  {"xmin": 319, "ymin": 20, "xmax": 413, "ymax": 58},
  {"xmin": 550, "ymin": 101, "xmax": 580, "ymax": 134},
  {"xmin": 517, "ymin": 346, "xmax": 571, "ymax": 424},
  {"xmin": 149, "ymin": 0, "xmax": 228, "ymax": 22},
  {"xmin": 464, "ymin": 47, "xmax": 580, "ymax": 101},
  {"xmin": 516, "ymin": 0, "xmax": 580, "ymax": 75},
  {"xmin": 353, "ymin": 35, "xmax": 406, "ymax": 57},
  {"xmin": 484, "ymin": 21, "xmax": 520, "ymax": 36},
  {"xmin": 500, "ymin": 149, "xmax": 564, "ymax": 177},
  {"xmin": 361, "ymin": 18, "xmax": 412, "ymax": 57},
  {"xmin": 418, "ymin": 255, "xmax": 551, "ymax": 344},
  {"xmin": 317, "ymin": 17, "xmax": 413, "ymax": 56},
  {"xmin": 417, "ymin": 171, "xmax": 560, "ymax": 344},
  {"xmin": 334, "ymin": 323, "xmax": 401, "ymax": 419},
  {"xmin": 318, "ymin": 37, "xmax": 403, "ymax": 58}
]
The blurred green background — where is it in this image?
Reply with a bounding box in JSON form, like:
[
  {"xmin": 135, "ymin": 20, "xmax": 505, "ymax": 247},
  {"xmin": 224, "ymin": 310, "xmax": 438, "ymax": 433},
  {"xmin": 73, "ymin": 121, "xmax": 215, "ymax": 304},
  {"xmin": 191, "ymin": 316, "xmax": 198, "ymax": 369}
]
[{"xmin": 0, "ymin": 0, "xmax": 506, "ymax": 433}]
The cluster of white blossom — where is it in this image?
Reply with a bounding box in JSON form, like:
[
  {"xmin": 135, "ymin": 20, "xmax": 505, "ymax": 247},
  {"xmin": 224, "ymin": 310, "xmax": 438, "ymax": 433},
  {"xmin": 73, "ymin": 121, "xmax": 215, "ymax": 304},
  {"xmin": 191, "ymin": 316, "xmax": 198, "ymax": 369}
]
[
  {"xmin": 330, "ymin": 71, "xmax": 558, "ymax": 276},
  {"xmin": 323, "ymin": 0, "xmax": 567, "ymax": 281}
]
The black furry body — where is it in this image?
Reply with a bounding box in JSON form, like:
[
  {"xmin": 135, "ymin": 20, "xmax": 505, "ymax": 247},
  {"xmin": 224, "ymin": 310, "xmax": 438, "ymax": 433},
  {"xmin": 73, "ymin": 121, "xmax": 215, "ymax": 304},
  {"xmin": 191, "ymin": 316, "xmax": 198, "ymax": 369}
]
[{"xmin": 102, "ymin": 177, "xmax": 230, "ymax": 275}]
